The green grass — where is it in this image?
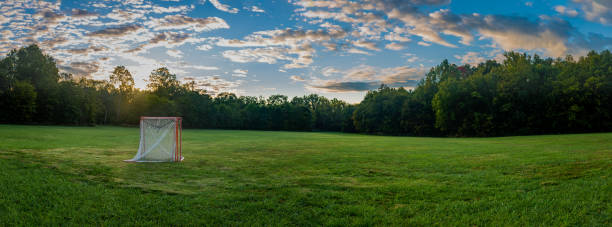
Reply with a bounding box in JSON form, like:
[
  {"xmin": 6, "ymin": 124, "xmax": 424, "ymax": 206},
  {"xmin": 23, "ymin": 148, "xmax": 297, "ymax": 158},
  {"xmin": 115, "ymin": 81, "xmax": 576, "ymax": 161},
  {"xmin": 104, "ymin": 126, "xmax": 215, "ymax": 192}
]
[{"xmin": 0, "ymin": 125, "xmax": 610, "ymax": 226}]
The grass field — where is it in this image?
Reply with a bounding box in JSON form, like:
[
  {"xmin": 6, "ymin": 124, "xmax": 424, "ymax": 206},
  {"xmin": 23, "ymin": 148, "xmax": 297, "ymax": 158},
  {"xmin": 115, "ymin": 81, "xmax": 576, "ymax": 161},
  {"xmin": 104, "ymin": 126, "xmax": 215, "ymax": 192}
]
[{"xmin": 0, "ymin": 125, "xmax": 610, "ymax": 225}]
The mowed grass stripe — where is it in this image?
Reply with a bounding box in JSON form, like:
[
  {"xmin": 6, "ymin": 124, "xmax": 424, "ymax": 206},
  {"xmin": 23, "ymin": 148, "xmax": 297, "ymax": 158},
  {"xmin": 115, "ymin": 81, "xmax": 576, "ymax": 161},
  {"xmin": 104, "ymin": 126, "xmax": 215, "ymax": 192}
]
[{"xmin": 0, "ymin": 124, "xmax": 610, "ymax": 225}]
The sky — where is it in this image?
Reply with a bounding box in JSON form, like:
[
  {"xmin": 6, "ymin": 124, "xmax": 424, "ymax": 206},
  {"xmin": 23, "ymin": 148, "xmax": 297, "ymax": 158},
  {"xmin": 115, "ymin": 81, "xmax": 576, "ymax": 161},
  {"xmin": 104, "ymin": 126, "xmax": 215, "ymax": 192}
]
[{"xmin": 1, "ymin": 0, "xmax": 612, "ymax": 103}]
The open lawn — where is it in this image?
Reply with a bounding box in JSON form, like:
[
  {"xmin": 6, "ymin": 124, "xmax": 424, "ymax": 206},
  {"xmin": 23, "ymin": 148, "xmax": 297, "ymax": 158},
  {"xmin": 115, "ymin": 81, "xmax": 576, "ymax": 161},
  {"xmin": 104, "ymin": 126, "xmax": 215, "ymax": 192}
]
[{"xmin": 0, "ymin": 125, "xmax": 610, "ymax": 225}]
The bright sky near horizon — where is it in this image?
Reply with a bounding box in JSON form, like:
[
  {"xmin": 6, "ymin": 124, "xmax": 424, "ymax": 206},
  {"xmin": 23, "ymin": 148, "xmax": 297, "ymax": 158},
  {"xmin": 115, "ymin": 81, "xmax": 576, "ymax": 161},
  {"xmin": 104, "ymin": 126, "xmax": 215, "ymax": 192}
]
[{"xmin": 1, "ymin": 0, "xmax": 612, "ymax": 103}]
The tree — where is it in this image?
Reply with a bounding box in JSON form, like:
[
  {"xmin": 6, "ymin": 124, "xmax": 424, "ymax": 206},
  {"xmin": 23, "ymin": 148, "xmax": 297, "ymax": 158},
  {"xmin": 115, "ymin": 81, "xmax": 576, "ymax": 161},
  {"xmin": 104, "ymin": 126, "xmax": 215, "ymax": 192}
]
[
  {"xmin": 401, "ymin": 61, "xmax": 455, "ymax": 136},
  {"xmin": 109, "ymin": 66, "xmax": 135, "ymax": 95},
  {"xmin": 109, "ymin": 66, "xmax": 135, "ymax": 122},
  {"xmin": 8, "ymin": 44, "xmax": 61, "ymax": 123},
  {"xmin": 353, "ymin": 85, "xmax": 409, "ymax": 134},
  {"xmin": 2, "ymin": 44, "xmax": 611, "ymax": 136},
  {"xmin": 266, "ymin": 95, "xmax": 289, "ymax": 130},
  {"xmin": 4, "ymin": 81, "xmax": 37, "ymax": 123},
  {"xmin": 213, "ymin": 92, "xmax": 242, "ymax": 129},
  {"xmin": 287, "ymin": 96, "xmax": 312, "ymax": 130},
  {"xmin": 176, "ymin": 90, "xmax": 213, "ymax": 128},
  {"xmin": 147, "ymin": 67, "xmax": 180, "ymax": 98},
  {"xmin": 14, "ymin": 45, "xmax": 59, "ymax": 88}
]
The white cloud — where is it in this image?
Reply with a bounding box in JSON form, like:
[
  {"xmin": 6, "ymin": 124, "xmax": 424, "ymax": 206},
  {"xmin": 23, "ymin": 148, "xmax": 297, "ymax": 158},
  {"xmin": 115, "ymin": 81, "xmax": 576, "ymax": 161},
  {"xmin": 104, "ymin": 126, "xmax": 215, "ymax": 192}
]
[
  {"xmin": 573, "ymin": 0, "xmax": 611, "ymax": 24},
  {"xmin": 338, "ymin": 65, "xmax": 427, "ymax": 85},
  {"xmin": 216, "ymin": 28, "xmax": 345, "ymax": 68},
  {"xmin": 454, "ymin": 52, "xmax": 486, "ymax": 66},
  {"xmin": 343, "ymin": 65, "xmax": 377, "ymax": 81},
  {"xmin": 152, "ymin": 5, "xmax": 193, "ymax": 14},
  {"xmin": 292, "ymin": 0, "xmax": 612, "ymax": 58},
  {"xmin": 196, "ymin": 44, "xmax": 213, "ymax": 51},
  {"xmin": 352, "ymin": 40, "xmax": 380, "ymax": 51},
  {"xmin": 184, "ymin": 65, "xmax": 218, "ymax": 70},
  {"xmin": 250, "ymin": 6, "xmax": 265, "ymax": 13},
  {"xmin": 306, "ymin": 64, "xmax": 428, "ymax": 93},
  {"xmin": 216, "ymin": 28, "xmax": 346, "ymax": 48},
  {"xmin": 290, "ymin": 75, "xmax": 305, "ymax": 82},
  {"xmin": 347, "ymin": 48, "xmax": 371, "ymax": 55},
  {"xmin": 166, "ymin": 50, "xmax": 183, "ymax": 58},
  {"xmin": 384, "ymin": 31, "xmax": 411, "ymax": 42},
  {"xmin": 233, "ymin": 69, "xmax": 248, "ymax": 74},
  {"xmin": 232, "ymin": 69, "xmax": 248, "ymax": 77},
  {"xmin": 147, "ymin": 15, "xmax": 229, "ymax": 32},
  {"xmin": 1, "ymin": 30, "xmax": 14, "ymax": 40},
  {"xmin": 406, "ymin": 56, "xmax": 419, "ymax": 63},
  {"xmin": 71, "ymin": 9, "xmax": 98, "ymax": 18},
  {"xmin": 321, "ymin": 67, "xmax": 340, "ymax": 77},
  {"xmin": 184, "ymin": 75, "xmax": 243, "ymax": 96},
  {"xmin": 208, "ymin": 0, "xmax": 239, "ymax": 14},
  {"xmin": 555, "ymin": 5, "xmax": 579, "ymax": 17},
  {"xmin": 476, "ymin": 16, "xmax": 570, "ymax": 57},
  {"xmin": 87, "ymin": 25, "xmax": 143, "ymax": 37},
  {"xmin": 385, "ymin": 43, "xmax": 404, "ymax": 50},
  {"xmin": 222, "ymin": 47, "xmax": 291, "ymax": 64},
  {"xmin": 59, "ymin": 61, "xmax": 100, "ymax": 78},
  {"xmin": 0, "ymin": 15, "xmax": 8, "ymax": 25},
  {"xmin": 106, "ymin": 9, "xmax": 145, "ymax": 24}
]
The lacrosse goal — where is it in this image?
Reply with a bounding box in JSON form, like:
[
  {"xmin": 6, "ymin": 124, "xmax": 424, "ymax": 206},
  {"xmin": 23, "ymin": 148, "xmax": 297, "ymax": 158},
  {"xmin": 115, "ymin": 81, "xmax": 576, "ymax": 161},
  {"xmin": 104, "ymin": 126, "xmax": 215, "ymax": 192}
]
[{"xmin": 125, "ymin": 117, "xmax": 183, "ymax": 162}]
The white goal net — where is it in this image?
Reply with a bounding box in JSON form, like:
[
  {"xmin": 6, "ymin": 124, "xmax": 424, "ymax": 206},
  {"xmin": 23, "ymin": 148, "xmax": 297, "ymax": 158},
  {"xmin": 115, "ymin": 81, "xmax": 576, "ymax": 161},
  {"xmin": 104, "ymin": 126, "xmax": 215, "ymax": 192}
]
[{"xmin": 125, "ymin": 117, "xmax": 183, "ymax": 162}]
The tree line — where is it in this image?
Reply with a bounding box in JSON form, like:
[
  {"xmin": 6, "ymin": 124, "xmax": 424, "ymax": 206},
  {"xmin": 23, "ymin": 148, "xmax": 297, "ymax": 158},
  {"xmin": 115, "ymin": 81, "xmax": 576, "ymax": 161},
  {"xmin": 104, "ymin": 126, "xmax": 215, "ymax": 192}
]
[{"xmin": 1, "ymin": 44, "xmax": 610, "ymax": 136}]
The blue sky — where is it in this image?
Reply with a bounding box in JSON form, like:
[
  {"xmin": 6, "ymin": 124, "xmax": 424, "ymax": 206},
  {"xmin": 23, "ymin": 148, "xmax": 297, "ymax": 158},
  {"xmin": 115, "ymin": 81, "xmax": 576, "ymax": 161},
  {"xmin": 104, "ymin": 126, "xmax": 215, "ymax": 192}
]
[{"xmin": 1, "ymin": 0, "xmax": 611, "ymax": 103}]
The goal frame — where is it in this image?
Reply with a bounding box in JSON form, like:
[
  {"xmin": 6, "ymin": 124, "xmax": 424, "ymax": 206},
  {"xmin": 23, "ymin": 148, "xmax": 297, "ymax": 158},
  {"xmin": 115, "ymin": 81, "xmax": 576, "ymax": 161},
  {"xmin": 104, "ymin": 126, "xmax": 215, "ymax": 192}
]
[
  {"xmin": 125, "ymin": 116, "xmax": 183, "ymax": 162},
  {"xmin": 140, "ymin": 116, "xmax": 182, "ymax": 162}
]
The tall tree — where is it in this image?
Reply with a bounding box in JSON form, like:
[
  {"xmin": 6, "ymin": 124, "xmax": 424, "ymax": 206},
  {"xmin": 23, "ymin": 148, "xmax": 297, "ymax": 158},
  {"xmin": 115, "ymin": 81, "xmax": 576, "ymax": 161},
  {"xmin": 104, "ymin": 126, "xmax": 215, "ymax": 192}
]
[
  {"xmin": 110, "ymin": 66, "xmax": 135, "ymax": 95},
  {"xmin": 4, "ymin": 81, "xmax": 37, "ymax": 123},
  {"xmin": 147, "ymin": 67, "xmax": 180, "ymax": 98},
  {"xmin": 10, "ymin": 45, "xmax": 60, "ymax": 123},
  {"xmin": 109, "ymin": 66, "xmax": 135, "ymax": 122}
]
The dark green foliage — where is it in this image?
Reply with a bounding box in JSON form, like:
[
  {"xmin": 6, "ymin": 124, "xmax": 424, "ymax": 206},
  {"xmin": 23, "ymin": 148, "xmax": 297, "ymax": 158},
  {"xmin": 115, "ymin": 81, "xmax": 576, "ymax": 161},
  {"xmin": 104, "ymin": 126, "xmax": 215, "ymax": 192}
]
[
  {"xmin": 1, "ymin": 44, "xmax": 611, "ymax": 136},
  {"xmin": 10, "ymin": 45, "xmax": 61, "ymax": 123},
  {"xmin": 429, "ymin": 51, "xmax": 612, "ymax": 136},
  {"xmin": 353, "ymin": 85, "xmax": 410, "ymax": 134},
  {"xmin": 1, "ymin": 80, "xmax": 37, "ymax": 122},
  {"xmin": 354, "ymin": 52, "xmax": 611, "ymax": 136},
  {"xmin": 146, "ymin": 67, "xmax": 181, "ymax": 98}
]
